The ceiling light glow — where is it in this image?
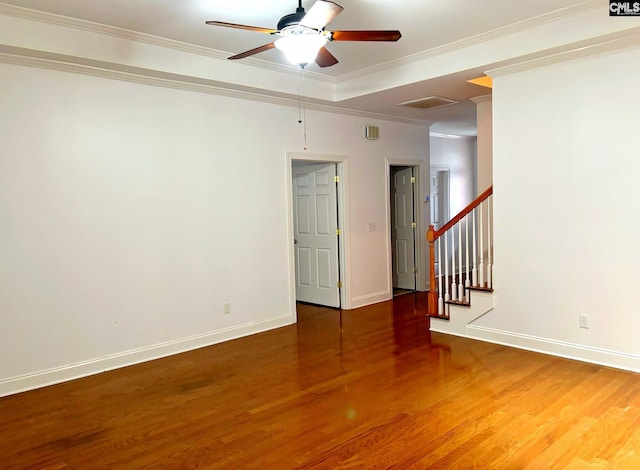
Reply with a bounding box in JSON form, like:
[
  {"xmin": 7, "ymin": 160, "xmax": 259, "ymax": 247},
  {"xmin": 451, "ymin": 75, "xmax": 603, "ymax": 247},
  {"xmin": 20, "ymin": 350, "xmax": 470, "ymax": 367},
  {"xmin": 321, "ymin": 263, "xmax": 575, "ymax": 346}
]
[{"xmin": 275, "ymin": 33, "xmax": 327, "ymax": 66}]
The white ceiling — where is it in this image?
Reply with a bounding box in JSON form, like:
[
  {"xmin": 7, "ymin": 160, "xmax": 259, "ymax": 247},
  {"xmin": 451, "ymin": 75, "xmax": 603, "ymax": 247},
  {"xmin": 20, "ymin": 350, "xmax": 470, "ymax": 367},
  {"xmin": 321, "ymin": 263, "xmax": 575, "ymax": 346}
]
[{"xmin": 1, "ymin": 0, "xmax": 593, "ymax": 135}]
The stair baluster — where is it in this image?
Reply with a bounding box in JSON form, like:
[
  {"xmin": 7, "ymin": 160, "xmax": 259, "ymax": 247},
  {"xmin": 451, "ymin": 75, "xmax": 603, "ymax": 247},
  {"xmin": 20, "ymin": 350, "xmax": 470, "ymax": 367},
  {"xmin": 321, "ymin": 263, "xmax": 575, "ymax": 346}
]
[
  {"xmin": 458, "ymin": 222, "xmax": 464, "ymax": 302},
  {"xmin": 437, "ymin": 238, "xmax": 444, "ymax": 315},
  {"xmin": 479, "ymin": 203, "xmax": 485, "ymax": 288},
  {"xmin": 487, "ymin": 199, "xmax": 493, "ymax": 289},
  {"xmin": 451, "ymin": 230, "xmax": 458, "ymax": 301},
  {"xmin": 472, "ymin": 209, "xmax": 477, "ymax": 287},
  {"xmin": 465, "ymin": 214, "xmax": 471, "ymax": 293},
  {"xmin": 444, "ymin": 231, "xmax": 450, "ymax": 302}
]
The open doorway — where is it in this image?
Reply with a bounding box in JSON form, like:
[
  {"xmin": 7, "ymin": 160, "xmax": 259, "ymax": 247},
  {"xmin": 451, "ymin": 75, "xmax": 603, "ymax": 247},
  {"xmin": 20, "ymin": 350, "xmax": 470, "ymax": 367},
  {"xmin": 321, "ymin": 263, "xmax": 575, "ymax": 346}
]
[
  {"xmin": 430, "ymin": 167, "xmax": 450, "ymax": 231},
  {"xmin": 390, "ymin": 165, "xmax": 418, "ymax": 296}
]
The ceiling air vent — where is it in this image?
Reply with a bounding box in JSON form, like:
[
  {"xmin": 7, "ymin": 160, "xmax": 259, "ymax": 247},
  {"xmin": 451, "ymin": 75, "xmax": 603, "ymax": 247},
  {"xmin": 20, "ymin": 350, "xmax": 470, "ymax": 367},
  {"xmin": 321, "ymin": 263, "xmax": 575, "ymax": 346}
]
[{"xmin": 398, "ymin": 96, "xmax": 458, "ymax": 109}]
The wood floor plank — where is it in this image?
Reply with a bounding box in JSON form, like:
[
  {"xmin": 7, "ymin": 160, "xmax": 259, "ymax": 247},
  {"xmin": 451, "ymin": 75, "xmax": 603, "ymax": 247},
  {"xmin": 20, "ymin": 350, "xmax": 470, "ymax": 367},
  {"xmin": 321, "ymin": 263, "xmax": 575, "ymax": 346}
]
[
  {"xmin": 2, "ymin": 293, "xmax": 640, "ymax": 468},
  {"xmin": 609, "ymin": 421, "xmax": 640, "ymax": 467}
]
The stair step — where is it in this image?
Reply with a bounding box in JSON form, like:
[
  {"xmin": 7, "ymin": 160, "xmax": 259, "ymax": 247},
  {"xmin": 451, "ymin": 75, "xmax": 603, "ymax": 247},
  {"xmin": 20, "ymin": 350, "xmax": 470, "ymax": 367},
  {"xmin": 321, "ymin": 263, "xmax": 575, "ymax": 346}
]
[
  {"xmin": 427, "ymin": 285, "xmax": 493, "ymax": 319},
  {"xmin": 428, "ymin": 313, "xmax": 449, "ymax": 320},
  {"xmin": 467, "ymin": 286, "xmax": 494, "ymax": 293},
  {"xmin": 445, "ymin": 299, "xmax": 471, "ymax": 307}
]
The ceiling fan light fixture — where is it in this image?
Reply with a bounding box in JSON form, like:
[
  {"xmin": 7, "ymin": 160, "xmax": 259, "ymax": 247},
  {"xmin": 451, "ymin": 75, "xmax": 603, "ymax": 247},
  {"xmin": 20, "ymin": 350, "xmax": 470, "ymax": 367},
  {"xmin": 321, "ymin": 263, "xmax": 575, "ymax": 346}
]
[
  {"xmin": 275, "ymin": 33, "xmax": 327, "ymax": 66},
  {"xmin": 206, "ymin": 0, "xmax": 401, "ymax": 67}
]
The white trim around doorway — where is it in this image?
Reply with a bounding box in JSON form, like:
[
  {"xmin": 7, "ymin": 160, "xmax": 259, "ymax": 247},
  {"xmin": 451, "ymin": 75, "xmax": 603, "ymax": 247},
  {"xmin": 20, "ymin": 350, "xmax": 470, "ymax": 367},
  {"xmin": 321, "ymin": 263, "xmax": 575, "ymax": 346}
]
[
  {"xmin": 285, "ymin": 152, "xmax": 351, "ymax": 322},
  {"xmin": 385, "ymin": 158, "xmax": 429, "ymax": 294}
]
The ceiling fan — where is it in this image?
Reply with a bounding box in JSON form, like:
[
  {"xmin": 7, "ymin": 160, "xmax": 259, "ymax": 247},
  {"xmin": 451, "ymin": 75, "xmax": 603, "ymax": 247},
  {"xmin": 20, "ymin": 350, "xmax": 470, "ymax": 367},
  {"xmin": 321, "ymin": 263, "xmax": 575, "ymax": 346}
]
[{"xmin": 206, "ymin": 0, "xmax": 401, "ymax": 68}]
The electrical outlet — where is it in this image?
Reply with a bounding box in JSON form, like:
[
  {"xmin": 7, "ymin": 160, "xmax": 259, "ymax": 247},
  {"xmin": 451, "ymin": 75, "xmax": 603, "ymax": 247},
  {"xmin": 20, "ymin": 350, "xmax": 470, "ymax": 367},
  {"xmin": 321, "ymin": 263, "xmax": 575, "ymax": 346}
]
[
  {"xmin": 223, "ymin": 302, "xmax": 231, "ymax": 315},
  {"xmin": 579, "ymin": 314, "xmax": 589, "ymax": 329}
]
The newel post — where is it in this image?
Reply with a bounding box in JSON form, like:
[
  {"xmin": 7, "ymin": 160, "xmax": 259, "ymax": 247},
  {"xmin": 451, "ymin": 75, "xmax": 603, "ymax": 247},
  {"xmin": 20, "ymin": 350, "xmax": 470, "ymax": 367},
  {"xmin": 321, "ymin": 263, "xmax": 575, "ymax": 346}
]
[{"xmin": 427, "ymin": 225, "xmax": 438, "ymax": 316}]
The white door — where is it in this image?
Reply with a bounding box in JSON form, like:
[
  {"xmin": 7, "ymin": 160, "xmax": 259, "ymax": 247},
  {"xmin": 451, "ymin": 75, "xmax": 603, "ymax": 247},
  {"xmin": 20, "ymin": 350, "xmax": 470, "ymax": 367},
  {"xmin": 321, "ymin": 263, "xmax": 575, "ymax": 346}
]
[
  {"xmin": 292, "ymin": 162, "xmax": 340, "ymax": 308},
  {"xmin": 391, "ymin": 166, "xmax": 416, "ymax": 290}
]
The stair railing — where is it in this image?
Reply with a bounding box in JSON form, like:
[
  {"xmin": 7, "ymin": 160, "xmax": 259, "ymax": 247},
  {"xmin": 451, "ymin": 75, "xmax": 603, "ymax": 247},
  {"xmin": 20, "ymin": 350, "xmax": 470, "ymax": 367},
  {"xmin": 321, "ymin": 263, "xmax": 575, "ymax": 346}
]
[{"xmin": 427, "ymin": 186, "xmax": 493, "ymax": 317}]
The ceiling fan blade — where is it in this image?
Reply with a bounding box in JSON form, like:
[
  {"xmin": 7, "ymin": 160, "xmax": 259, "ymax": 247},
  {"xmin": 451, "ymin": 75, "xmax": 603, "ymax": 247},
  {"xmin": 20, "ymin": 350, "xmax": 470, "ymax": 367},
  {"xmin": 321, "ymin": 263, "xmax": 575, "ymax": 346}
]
[
  {"xmin": 228, "ymin": 43, "xmax": 276, "ymax": 60},
  {"xmin": 315, "ymin": 47, "xmax": 339, "ymax": 67},
  {"xmin": 205, "ymin": 21, "xmax": 277, "ymax": 34},
  {"xmin": 330, "ymin": 30, "xmax": 402, "ymax": 42},
  {"xmin": 300, "ymin": 1, "xmax": 344, "ymax": 30}
]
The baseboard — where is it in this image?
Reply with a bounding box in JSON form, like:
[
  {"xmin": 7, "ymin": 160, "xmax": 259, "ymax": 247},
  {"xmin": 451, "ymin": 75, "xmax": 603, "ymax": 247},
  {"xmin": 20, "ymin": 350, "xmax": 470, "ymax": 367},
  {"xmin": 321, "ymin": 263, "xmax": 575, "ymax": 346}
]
[
  {"xmin": 0, "ymin": 314, "xmax": 293, "ymax": 398},
  {"xmin": 434, "ymin": 324, "xmax": 640, "ymax": 374},
  {"xmin": 350, "ymin": 290, "xmax": 391, "ymax": 309}
]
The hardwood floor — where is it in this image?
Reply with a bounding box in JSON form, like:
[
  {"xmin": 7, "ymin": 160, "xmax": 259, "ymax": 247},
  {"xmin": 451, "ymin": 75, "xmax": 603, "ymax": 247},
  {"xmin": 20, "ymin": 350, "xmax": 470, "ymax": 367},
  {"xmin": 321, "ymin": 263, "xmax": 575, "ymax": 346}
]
[{"xmin": 2, "ymin": 292, "xmax": 640, "ymax": 469}]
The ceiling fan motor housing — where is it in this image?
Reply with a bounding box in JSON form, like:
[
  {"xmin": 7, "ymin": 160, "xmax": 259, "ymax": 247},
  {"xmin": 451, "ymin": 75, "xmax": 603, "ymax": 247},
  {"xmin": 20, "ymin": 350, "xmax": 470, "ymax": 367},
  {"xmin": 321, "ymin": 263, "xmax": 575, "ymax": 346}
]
[{"xmin": 277, "ymin": 11, "xmax": 307, "ymax": 30}]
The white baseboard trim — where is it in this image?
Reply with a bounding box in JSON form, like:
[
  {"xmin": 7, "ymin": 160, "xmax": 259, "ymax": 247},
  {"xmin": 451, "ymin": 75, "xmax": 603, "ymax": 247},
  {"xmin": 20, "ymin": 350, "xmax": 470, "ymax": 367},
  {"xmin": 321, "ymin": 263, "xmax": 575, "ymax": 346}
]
[
  {"xmin": 431, "ymin": 323, "xmax": 640, "ymax": 374},
  {"xmin": 350, "ymin": 290, "xmax": 391, "ymax": 309},
  {"xmin": 0, "ymin": 314, "xmax": 293, "ymax": 398}
]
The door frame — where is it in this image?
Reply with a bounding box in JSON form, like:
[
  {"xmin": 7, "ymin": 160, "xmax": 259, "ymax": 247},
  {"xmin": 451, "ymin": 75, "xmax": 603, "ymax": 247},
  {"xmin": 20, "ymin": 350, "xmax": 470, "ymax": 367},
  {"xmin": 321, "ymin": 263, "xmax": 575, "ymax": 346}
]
[
  {"xmin": 286, "ymin": 152, "xmax": 350, "ymax": 321},
  {"xmin": 385, "ymin": 158, "xmax": 427, "ymax": 293}
]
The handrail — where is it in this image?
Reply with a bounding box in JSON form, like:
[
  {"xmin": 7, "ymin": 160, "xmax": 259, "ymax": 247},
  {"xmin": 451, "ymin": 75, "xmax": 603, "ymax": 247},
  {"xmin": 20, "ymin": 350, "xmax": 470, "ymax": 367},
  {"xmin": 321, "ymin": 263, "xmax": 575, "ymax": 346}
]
[
  {"xmin": 434, "ymin": 186, "xmax": 493, "ymax": 239},
  {"xmin": 427, "ymin": 185, "xmax": 493, "ymax": 316}
]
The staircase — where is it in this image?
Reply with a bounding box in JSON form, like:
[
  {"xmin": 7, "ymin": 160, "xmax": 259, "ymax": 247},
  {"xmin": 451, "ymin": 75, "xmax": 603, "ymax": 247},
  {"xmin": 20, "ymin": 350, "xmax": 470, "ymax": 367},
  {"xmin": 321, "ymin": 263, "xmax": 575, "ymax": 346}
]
[{"xmin": 427, "ymin": 186, "xmax": 494, "ymax": 336}]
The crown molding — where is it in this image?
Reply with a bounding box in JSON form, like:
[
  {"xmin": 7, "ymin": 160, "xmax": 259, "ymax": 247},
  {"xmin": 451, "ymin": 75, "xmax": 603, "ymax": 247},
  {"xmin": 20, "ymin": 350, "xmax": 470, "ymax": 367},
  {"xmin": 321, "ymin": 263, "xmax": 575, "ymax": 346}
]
[
  {"xmin": 0, "ymin": 3, "xmax": 224, "ymax": 59},
  {"xmin": 488, "ymin": 26, "xmax": 640, "ymax": 78},
  {"xmin": 0, "ymin": 2, "xmax": 335, "ymax": 85},
  {"xmin": 429, "ymin": 132, "xmax": 475, "ymax": 140},
  {"xmin": 336, "ymin": 0, "xmax": 601, "ymax": 85},
  {"xmin": 0, "ymin": 46, "xmax": 428, "ymax": 126}
]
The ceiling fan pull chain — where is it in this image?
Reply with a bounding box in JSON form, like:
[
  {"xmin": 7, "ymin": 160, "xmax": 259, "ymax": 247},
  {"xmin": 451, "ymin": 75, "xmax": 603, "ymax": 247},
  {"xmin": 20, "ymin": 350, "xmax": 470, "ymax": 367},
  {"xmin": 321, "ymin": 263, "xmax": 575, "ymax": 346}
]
[
  {"xmin": 298, "ymin": 67, "xmax": 303, "ymax": 124},
  {"xmin": 303, "ymin": 72, "xmax": 308, "ymax": 150},
  {"xmin": 297, "ymin": 68, "xmax": 308, "ymax": 150}
]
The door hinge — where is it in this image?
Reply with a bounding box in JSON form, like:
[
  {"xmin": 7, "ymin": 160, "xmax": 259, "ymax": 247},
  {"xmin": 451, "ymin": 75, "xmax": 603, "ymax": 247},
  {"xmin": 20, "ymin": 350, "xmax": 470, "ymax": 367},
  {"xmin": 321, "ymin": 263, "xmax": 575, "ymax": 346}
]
[
  {"xmin": 334, "ymin": 175, "xmax": 340, "ymax": 183},
  {"xmin": 336, "ymin": 228, "xmax": 342, "ymax": 236},
  {"xmin": 413, "ymin": 267, "xmax": 418, "ymax": 274},
  {"xmin": 337, "ymin": 281, "xmax": 343, "ymax": 288},
  {"xmin": 410, "ymin": 177, "xmax": 416, "ymax": 184},
  {"xmin": 411, "ymin": 222, "xmax": 417, "ymax": 228}
]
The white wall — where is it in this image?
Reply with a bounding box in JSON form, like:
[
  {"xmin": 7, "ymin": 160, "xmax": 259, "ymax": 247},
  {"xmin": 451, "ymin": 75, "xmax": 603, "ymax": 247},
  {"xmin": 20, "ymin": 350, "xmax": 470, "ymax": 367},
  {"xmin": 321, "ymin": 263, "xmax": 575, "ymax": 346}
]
[
  {"xmin": 471, "ymin": 44, "xmax": 640, "ymax": 371},
  {"xmin": 473, "ymin": 95, "xmax": 493, "ymax": 191},
  {"xmin": 430, "ymin": 135, "xmax": 477, "ymax": 214},
  {"xmin": 0, "ymin": 62, "xmax": 429, "ymax": 395}
]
